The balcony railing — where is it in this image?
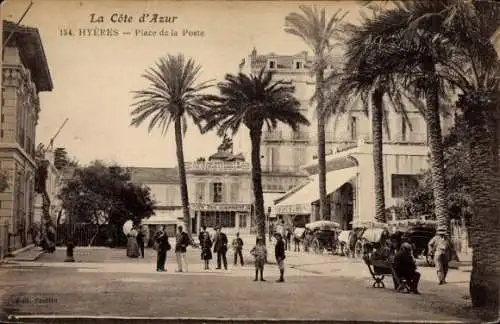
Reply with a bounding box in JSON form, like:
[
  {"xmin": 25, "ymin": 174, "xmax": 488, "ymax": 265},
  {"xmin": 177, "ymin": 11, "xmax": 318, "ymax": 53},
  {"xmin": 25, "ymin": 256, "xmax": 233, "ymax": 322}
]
[
  {"xmin": 318, "ymin": 132, "xmax": 427, "ymax": 144},
  {"xmin": 261, "ymin": 164, "xmax": 300, "ymax": 173},
  {"xmin": 185, "ymin": 161, "xmax": 251, "ymax": 172},
  {"xmin": 262, "ymin": 130, "xmax": 310, "ymax": 142}
]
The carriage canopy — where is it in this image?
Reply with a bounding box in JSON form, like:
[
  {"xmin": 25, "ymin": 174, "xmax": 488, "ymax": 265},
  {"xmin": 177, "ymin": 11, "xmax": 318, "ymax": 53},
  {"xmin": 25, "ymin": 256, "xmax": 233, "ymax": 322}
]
[
  {"xmin": 388, "ymin": 218, "xmax": 437, "ymax": 229},
  {"xmin": 360, "ymin": 228, "xmax": 390, "ymax": 244},
  {"xmin": 305, "ymin": 220, "xmax": 340, "ymax": 231},
  {"xmin": 350, "ymin": 220, "xmax": 388, "ymax": 229},
  {"xmin": 338, "ymin": 230, "xmax": 351, "ymax": 243}
]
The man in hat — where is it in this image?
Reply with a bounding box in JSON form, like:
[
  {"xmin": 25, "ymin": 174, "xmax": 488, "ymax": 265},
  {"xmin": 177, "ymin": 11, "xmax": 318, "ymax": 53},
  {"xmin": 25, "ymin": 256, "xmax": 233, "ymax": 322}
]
[
  {"xmin": 213, "ymin": 225, "xmax": 228, "ymax": 270},
  {"xmin": 428, "ymin": 229, "xmax": 452, "ymax": 284},
  {"xmin": 274, "ymin": 232, "xmax": 286, "ymax": 282}
]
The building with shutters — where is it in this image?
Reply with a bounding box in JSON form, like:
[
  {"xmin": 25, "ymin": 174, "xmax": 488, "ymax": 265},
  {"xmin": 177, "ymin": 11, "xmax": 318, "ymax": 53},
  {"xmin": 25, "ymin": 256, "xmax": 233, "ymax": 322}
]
[
  {"xmin": 0, "ymin": 20, "xmax": 53, "ymax": 250},
  {"xmin": 186, "ymin": 143, "xmax": 253, "ymax": 235},
  {"xmin": 237, "ymin": 48, "xmax": 455, "ymax": 229},
  {"xmin": 128, "ymin": 167, "xmax": 182, "ymax": 238}
]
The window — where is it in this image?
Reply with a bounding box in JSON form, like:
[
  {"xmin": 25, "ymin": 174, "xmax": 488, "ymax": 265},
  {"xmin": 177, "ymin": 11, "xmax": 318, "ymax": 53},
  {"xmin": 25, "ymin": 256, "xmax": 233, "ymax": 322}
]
[
  {"xmin": 269, "ymin": 60, "xmax": 276, "ymax": 69},
  {"xmin": 271, "ymin": 147, "xmax": 280, "ymax": 171},
  {"xmin": 391, "ymin": 174, "xmax": 419, "ymax": 198},
  {"xmin": 350, "ymin": 116, "xmax": 357, "ymax": 140},
  {"xmin": 201, "ymin": 211, "xmax": 236, "ymax": 228},
  {"xmin": 230, "ymin": 182, "xmax": 239, "ymax": 202},
  {"xmin": 195, "ymin": 182, "xmax": 205, "ymax": 202},
  {"xmin": 295, "ymin": 61, "xmax": 302, "ymax": 69},
  {"xmin": 239, "ymin": 214, "xmax": 247, "ymax": 228},
  {"xmin": 402, "ymin": 117, "xmax": 407, "ymax": 141},
  {"xmin": 212, "ymin": 182, "xmax": 223, "ymax": 203}
]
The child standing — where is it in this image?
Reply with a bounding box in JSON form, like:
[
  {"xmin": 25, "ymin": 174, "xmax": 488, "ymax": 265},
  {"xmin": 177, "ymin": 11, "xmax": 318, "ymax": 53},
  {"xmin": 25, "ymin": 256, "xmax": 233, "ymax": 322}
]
[{"xmin": 250, "ymin": 236, "xmax": 267, "ymax": 282}]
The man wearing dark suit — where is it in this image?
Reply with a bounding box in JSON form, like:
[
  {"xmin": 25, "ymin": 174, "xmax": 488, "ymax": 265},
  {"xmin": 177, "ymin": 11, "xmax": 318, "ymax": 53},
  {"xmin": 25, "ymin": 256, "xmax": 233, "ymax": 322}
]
[
  {"xmin": 154, "ymin": 225, "xmax": 170, "ymax": 272},
  {"xmin": 213, "ymin": 226, "xmax": 228, "ymax": 270}
]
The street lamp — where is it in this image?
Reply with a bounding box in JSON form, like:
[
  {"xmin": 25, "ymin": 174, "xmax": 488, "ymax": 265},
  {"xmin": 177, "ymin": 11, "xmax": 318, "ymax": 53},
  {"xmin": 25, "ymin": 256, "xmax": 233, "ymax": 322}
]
[{"xmin": 267, "ymin": 206, "xmax": 272, "ymax": 242}]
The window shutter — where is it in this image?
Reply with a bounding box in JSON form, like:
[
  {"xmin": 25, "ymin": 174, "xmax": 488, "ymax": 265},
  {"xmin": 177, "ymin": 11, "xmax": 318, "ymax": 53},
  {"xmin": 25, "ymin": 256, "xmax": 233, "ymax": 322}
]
[
  {"xmin": 209, "ymin": 183, "xmax": 214, "ymax": 202},
  {"xmin": 221, "ymin": 183, "xmax": 226, "ymax": 202},
  {"xmin": 231, "ymin": 182, "xmax": 239, "ymax": 202}
]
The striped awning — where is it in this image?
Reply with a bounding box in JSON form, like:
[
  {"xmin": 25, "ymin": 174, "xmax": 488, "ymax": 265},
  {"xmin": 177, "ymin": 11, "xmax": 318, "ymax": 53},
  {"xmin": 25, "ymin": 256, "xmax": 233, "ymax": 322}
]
[{"xmin": 275, "ymin": 167, "xmax": 357, "ymax": 215}]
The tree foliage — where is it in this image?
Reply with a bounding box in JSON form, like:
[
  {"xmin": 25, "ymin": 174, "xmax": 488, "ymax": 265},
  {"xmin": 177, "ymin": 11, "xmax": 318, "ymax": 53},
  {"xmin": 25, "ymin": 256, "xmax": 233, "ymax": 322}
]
[
  {"xmin": 393, "ymin": 116, "xmax": 472, "ymax": 222},
  {"xmin": 58, "ymin": 161, "xmax": 156, "ymax": 227},
  {"xmin": 54, "ymin": 147, "xmax": 79, "ymax": 170}
]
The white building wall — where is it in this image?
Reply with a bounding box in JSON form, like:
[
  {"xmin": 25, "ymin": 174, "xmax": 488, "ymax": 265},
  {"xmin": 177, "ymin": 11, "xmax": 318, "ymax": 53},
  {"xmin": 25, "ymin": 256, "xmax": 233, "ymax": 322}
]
[{"xmin": 351, "ymin": 145, "xmax": 429, "ymax": 222}]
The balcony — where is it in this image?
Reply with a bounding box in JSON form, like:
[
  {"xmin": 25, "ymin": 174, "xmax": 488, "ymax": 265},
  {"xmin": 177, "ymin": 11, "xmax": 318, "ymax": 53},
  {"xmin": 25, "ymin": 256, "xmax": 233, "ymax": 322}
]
[
  {"xmin": 262, "ymin": 130, "xmax": 310, "ymax": 142},
  {"xmin": 317, "ymin": 132, "xmax": 427, "ymax": 145},
  {"xmin": 261, "ymin": 164, "xmax": 301, "ymax": 173},
  {"xmin": 185, "ymin": 161, "xmax": 251, "ymax": 172}
]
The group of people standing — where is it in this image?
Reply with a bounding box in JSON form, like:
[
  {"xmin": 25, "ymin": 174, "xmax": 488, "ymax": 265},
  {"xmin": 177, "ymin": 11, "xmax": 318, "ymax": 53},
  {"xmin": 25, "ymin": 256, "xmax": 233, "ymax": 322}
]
[{"xmin": 148, "ymin": 224, "xmax": 287, "ymax": 282}]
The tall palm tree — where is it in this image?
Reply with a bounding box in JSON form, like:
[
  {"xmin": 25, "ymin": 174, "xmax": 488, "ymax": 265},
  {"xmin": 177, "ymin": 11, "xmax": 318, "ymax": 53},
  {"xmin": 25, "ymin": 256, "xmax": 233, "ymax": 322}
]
[
  {"xmin": 329, "ymin": 70, "xmax": 417, "ymax": 223},
  {"xmin": 358, "ymin": 0, "xmax": 500, "ymax": 312},
  {"xmin": 408, "ymin": 0, "xmax": 500, "ymax": 312},
  {"xmin": 130, "ymin": 54, "xmax": 214, "ymax": 237},
  {"xmin": 349, "ymin": 2, "xmax": 454, "ymax": 235},
  {"xmin": 284, "ymin": 5, "xmax": 347, "ymax": 221},
  {"xmin": 202, "ymin": 68, "xmax": 309, "ymax": 243}
]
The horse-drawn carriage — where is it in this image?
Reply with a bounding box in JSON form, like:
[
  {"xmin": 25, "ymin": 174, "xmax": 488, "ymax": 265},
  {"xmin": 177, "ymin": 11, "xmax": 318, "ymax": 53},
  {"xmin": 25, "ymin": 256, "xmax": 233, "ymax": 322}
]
[
  {"xmin": 303, "ymin": 220, "xmax": 340, "ymax": 255},
  {"xmin": 349, "ymin": 221, "xmax": 390, "ymax": 258},
  {"xmin": 388, "ymin": 218, "xmax": 437, "ymax": 265}
]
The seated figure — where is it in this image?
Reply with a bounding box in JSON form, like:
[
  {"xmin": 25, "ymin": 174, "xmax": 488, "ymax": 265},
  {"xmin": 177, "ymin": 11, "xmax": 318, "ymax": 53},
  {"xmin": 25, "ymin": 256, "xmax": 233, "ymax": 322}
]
[{"xmin": 394, "ymin": 241, "xmax": 421, "ymax": 294}]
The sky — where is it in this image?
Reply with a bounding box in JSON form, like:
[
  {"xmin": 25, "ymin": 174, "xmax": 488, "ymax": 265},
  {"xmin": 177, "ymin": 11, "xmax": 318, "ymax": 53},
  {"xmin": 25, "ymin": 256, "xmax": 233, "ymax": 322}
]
[{"xmin": 2, "ymin": 0, "xmax": 364, "ymax": 167}]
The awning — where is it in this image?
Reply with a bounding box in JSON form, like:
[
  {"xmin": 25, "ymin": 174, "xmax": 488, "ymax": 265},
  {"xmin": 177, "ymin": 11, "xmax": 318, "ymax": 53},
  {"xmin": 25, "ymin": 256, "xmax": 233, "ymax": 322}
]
[
  {"xmin": 141, "ymin": 209, "xmax": 182, "ymax": 225},
  {"xmin": 264, "ymin": 193, "xmax": 284, "ymax": 218},
  {"xmin": 275, "ymin": 167, "xmax": 357, "ymax": 215}
]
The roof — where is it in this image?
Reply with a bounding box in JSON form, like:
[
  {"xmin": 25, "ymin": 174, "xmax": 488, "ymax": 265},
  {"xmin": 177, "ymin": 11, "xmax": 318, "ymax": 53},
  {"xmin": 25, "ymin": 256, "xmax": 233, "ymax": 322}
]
[
  {"xmin": 3, "ymin": 20, "xmax": 53, "ymax": 92},
  {"xmin": 127, "ymin": 167, "xmax": 179, "ymax": 184},
  {"xmin": 208, "ymin": 150, "xmax": 246, "ymax": 162},
  {"xmin": 249, "ymin": 49, "xmax": 344, "ymax": 71}
]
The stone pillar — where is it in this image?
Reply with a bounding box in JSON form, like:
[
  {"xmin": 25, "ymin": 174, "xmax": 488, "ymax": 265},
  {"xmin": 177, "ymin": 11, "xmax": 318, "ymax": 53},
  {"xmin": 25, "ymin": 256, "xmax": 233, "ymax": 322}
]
[
  {"xmin": 196, "ymin": 210, "xmax": 201, "ymax": 234},
  {"xmin": 235, "ymin": 212, "xmax": 240, "ymax": 230}
]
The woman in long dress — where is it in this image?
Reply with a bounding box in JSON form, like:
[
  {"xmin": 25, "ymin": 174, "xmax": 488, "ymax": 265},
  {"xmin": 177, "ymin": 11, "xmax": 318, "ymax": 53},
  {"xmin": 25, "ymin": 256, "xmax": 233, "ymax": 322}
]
[
  {"xmin": 126, "ymin": 227, "xmax": 141, "ymax": 258},
  {"xmin": 200, "ymin": 232, "xmax": 212, "ymax": 270}
]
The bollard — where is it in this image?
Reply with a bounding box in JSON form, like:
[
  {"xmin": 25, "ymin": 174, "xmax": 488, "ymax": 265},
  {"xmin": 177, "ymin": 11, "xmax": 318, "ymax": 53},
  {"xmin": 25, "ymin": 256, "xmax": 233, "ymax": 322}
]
[{"xmin": 64, "ymin": 240, "xmax": 75, "ymax": 262}]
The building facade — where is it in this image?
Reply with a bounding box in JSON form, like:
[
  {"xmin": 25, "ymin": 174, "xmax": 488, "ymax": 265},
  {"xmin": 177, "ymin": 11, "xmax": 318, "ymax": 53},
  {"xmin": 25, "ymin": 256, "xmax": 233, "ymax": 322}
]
[
  {"xmin": 128, "ymin": 167, "xmax": 182, "ymax": 238},
  {"xmin": 33, "ymin": 148, "xmax": 61, "ymax": 224},
  {"xmin": 0, "ymin": 21, "xmax": 53, "ymax": 249},
  {"xmin": 187, "ymin": 144, "xmax": 253, "ymax": 235},
  {"xmin": 238, "ymin": 48, "xmax": 453, "ymax": 228}
]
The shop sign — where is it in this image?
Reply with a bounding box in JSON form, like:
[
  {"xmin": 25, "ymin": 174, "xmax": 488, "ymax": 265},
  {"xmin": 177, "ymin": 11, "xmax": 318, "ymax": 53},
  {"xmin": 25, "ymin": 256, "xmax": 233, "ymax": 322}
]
[
  {"xmin": 275, "ymin": 204, "xmax": 311, "ymax": 215},
  {"xmin": 191, "ymin": 203, "xmax": 251, "ymax": 212}
]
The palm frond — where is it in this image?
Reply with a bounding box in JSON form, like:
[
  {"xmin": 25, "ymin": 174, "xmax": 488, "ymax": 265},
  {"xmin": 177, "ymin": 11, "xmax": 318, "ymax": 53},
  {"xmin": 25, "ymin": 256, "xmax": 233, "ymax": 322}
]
[{"xmin": 130, "ymin": 54, "xmax": 214, "ymax": 137}]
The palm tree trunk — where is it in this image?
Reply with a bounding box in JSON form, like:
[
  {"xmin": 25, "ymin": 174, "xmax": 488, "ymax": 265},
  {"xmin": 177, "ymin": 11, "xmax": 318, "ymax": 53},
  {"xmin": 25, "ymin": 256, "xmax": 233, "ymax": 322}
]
[
  {"xmin": 461, "ymin": 93, "xmax": 500, "ymax": 312},
  {"xmin": 371, "ymin": 88, "xmax": 386, "ymax": 223},
  {"xmin": 316, "ymin": 69, "xmax": 329, "ymax": 221},
  {"xmin": 174, "ymin": 117, "xmax": 191, "ymax": 237},
  {"xmin": 250, "ymin": 126, "xmax": 266, "ymax": 244},
  {"xmin": 423, "ymin": 68, "xmax": 449, "ymax": 234}
]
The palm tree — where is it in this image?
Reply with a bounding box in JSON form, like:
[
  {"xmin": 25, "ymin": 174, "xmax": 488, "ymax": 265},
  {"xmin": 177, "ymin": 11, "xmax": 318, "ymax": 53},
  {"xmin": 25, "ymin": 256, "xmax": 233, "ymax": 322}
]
[
  {"xmin": 409, "ymin": 0, "xmax": 500, "ymax": 312},
  {"xmin": 349, "ymin": 2, "xmax": 454, "ymax": 235},
  {"xmin": 202, "ymin": 68, "xmax": 309, "ymax": 243},
  {"xmin": 130, "ymin": 54, "xmax": 214, "ymax": 237},
  {"xmin": 284, "ymin": 5, "xmax": 347, "ymax": 220},
  {"xmin": 358, "ymin": 0, "xmax": 500, "ymax": 312}
]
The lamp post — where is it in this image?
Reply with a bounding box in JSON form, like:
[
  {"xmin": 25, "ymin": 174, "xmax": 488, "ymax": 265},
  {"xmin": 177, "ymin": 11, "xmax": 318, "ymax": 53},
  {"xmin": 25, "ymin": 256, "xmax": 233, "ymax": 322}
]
[{"xmin": 267, "ymin": 206, "xmax": 272, "ymax": 243}]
